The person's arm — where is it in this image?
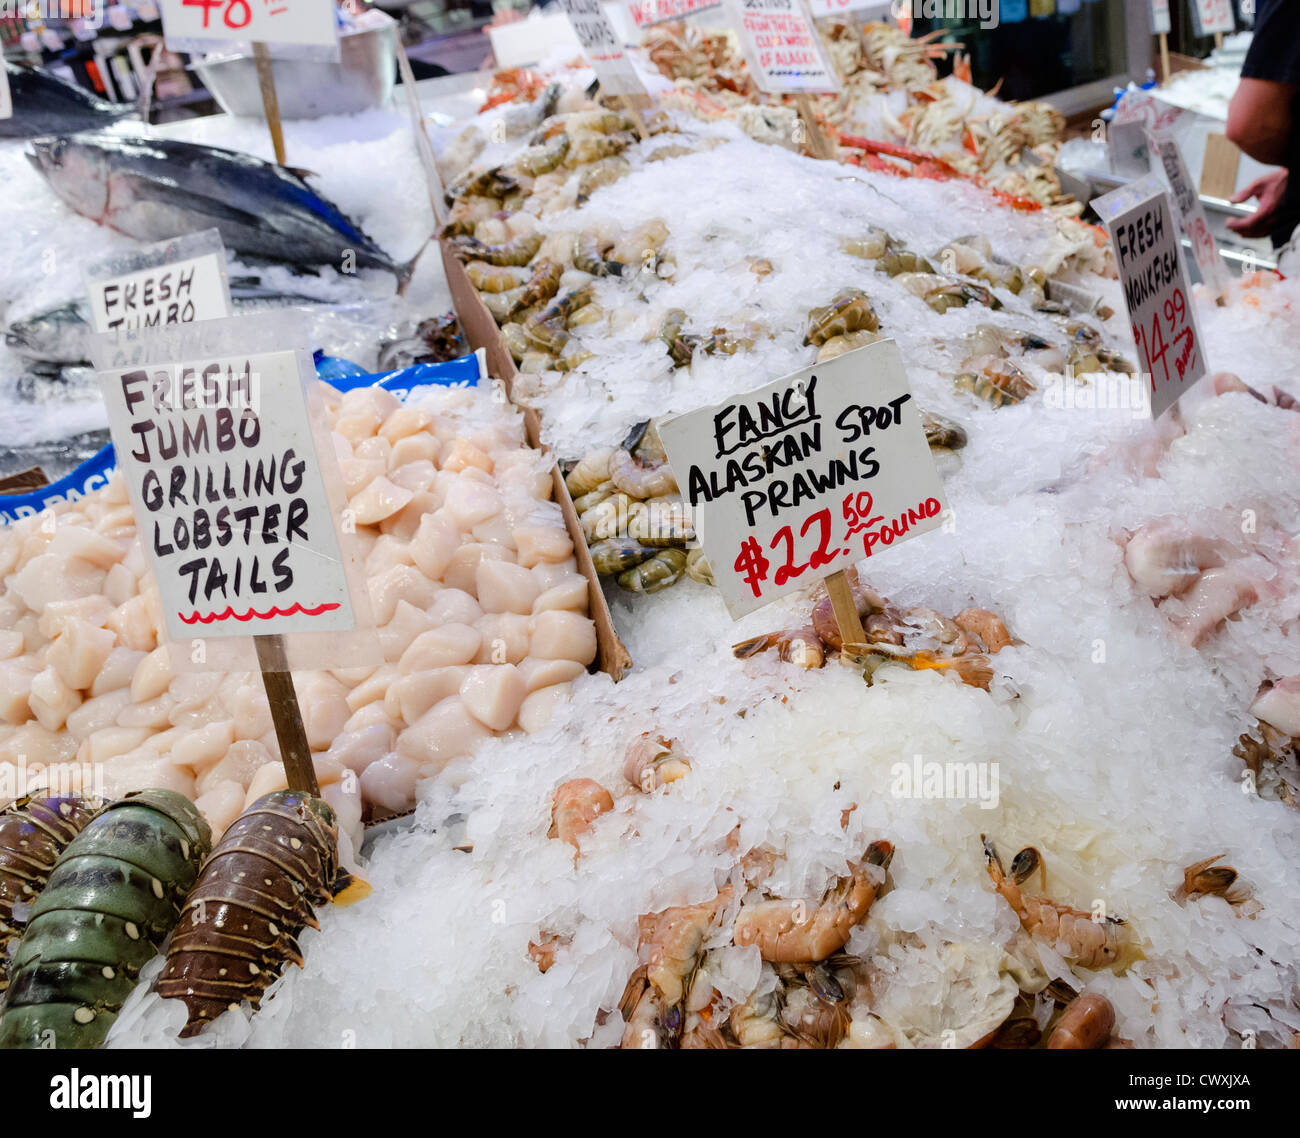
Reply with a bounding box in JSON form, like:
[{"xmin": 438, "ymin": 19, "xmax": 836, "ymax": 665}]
[{"xmin": 1226, "ymin": 77, "xmax": 1296, "ymax": 167}]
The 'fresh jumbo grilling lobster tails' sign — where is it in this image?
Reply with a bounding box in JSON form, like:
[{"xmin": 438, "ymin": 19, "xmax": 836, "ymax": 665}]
[
  {"xmin": 659, "ymin": 339, "xmax": 946, "ymax": 619},
  {"xmin": 99, "ymin": 348, "xmax": 357, "ymax": 641}
]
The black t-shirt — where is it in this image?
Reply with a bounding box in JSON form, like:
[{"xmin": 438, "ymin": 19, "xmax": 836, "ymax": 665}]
[{"xmin": 1240, "ymin": 0, "xmax": 1300, "ymax": 245}]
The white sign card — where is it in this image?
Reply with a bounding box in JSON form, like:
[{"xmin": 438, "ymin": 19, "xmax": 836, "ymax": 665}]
[
  {"xmin": 561, "ymin": 0, "xmax": 649, "ymax": 97},
  {"xmin": 725, "ymin": 0, "xmax": 841, "ymax": 94},
  {"xmin": 99, "ymin": 348, "xmax": 357, "ymax": 642},
  {"xmin": 0, "ymin": 65, "xmax": 10, "ymax": 122},
  {"xmin": 161, "ymin": 0, "xmax": 340, "ymax": 55},
  {"xmin": 628, "ymin": 0, "xmax": 723, "ymax": 27},
  {"xmin": 807, "ymin": 0, "xmax": 885, "ymax": 16},
  {"xmin": 1108, "ymin": 118, "xmax": 1152, "ymax": 180},
  {"xmin": 83, "ymin": 230, "xmax": 233, "ymax": 336},
  {"xmin": 1094, "ymin": 175, "xmax": 1208, "ymax": 420},
  {"xmin": 1151, "ymin": 133, "xmax": 1231, "ymax": 297},
  {"xmin": 1149, "ymin": 0, "xmax": 1171, "ymax": 35},
  {"xmin": 1189, "ymin": 0, "xmax": 1234, "ymax": 36},
  {"xmin": 659, "ymin": 340, "xmax": 946, "ymax": 619}
]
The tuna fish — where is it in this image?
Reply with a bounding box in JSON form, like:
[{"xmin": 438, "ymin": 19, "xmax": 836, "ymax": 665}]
[
  {"xmin": 26, "ymin": 135, "xmax": 424, "ymax": 291},
  {"xmin": 0, "ymin": 63, "xmax": 134, "ymax": 139}
]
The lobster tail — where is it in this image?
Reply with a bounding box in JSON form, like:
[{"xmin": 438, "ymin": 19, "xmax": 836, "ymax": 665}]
[
  {"xmin": 0, "ymin": 790, "xmax": 209, "ymax": 1049},
  {"xmin": 155, "ymin": 789, "xmax": 351, "ymax": 1038}
]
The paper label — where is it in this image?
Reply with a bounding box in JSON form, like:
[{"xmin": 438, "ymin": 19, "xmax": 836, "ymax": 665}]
[
  {"xmin": 0, "ymin": 65, "xmax": 10, "ymax": 122},
  {"xmin": 160, "ymin": 0, "xmax": 339, "ymax": 47},
  {"xmin": 1189, "ymin": 0, "xmax": 1234, "ymax": 36},
  {"xmin": 561, "ymin": 0, "xmax": 649, "ymax": 97},
  {"xmin": 1151, "ymin": 133, "xmax": 1231, "ymax": 297},
  {"xmin": 83, "ymin": 230, "xmax": 233, "ymax": 336},
  {"xmin": 1149, "ymin": 0, "xmax": 1170, "ymax": 35},
  {"xmin": 725, "ymin": 0, "xmax": 841, "ymax": 94},
  {"xmin": 1094, "ymin": 175, "xmax": 1208, "ymax": 420},
  {"xmin": 659, "ymin": 339, "xmax": 946, "ymax": 619},
  {"xmin": 1108, "ymin": 118, "xmax": 1152, "ymax": 180},
  {"xmin": 806, "ymin": 0, "xmax": 879, "ymax": 17},
  {"xmin": 628, "ymin": 0, "xmax": 723, "ymax": 26},
  {"xmin": 98, "ymin": 349, "xmax": 356, "ymax": 640}
]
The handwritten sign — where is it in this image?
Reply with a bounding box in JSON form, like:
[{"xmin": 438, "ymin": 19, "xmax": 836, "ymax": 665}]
[
  {"xmin": 160, "ymin": 0, "xmax": 339, "ymax": 47},
  {"xmin": 725, "ymin": 0, "xmax": 841, "ymax": 94},
  {"xmin": 1149, "ymin": 0, "xmax": 1170, "ymax": 35},
  {"xmin": 807, "ymin": 0, "xmax": 884, "ymax": 15},
  {"xmin": 1152, "ymin": 133, "xmax": 1230, "ymax": 298},
  {"xmin": 1094, "ymin": 175, "xmax": 1207, "ymax": 420},
  {"xmin": 84, "ymin": 232, "xmax": 232, "ymax": 336},
  {"xmin": 561, "ymin": 0, "xmax": 649, "ymax": 97},
  {"xmin": 628, "ymin": 0, "xmax": 723, "ymax": 27},
  {"xmin": 99, "ymin": 349, "xmax": 356, "ymax": 641},
  {"xmin": 0, "ymin": 65, "xmax": 9, "ymax": 122},
  {"xmin": 659, "ymin": 340, "xmax": 945, "ymax": 619},
  {"xmin": 1189, "ymin": 0, "xmax": 1234, "ymax": 36}
]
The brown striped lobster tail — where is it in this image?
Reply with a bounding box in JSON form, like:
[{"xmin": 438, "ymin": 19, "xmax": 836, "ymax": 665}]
[
  {"xmin": 0, "ymin": 796, "xmax": 98, "ymax": 989},
  {"xmin": 155, "ymin": 789, "xmax": 368, "ymax": 1038}
]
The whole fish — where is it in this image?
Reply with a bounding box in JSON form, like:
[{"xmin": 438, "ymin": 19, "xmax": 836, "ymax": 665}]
[
  {"xmin": 26, "ymin": 135, "xmax": 425, "ymax": 292},
  {"xmin": 0, "ymin": 63, "xmax": 134, "ymax": 140},
  {"xmin": 5, "ymin": 277, "xmax": 331, "ymax": 366}
]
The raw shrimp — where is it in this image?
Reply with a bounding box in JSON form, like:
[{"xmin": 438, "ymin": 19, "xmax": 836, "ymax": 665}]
[
  {"xmin": 952, "ymin": 608, "xmax": 1011, "ymax": 653},
  {"xmin": 731, "ymin": 626, "xmax": 825, "ymax": 669},
  {"xmin": 548, "ymin": 778, "xmax": 614, "ymax": 849},
  {"xmin": 804, "ymin": 289, "xmax": 879, "ymax": 346},
  {"xmin": 507, "ymin": 258, "xmax": 563, "ymax": 319},
  {"xmin": 623, "ymin": 734, "xmax": 691, "ymax": 791},
  {"xmin": 732, "ymin": 841, "xmax": 893, "ymax": 962},
  {"xmin": 1046, "ymin": 993, "xmax": 1115, "ymax": 1049},
  {"xmin": 982, "ymin": 838, "xmax": 1125, "ymax": 968},
  {"xmin": 617, "ymin": 549, "xmax": 686, "ymax": 593}
]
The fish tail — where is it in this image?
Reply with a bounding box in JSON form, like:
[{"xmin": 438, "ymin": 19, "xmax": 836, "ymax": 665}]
[{"xmin": 396, "ymin": 235, "xmax": 435, "ymax": 297}]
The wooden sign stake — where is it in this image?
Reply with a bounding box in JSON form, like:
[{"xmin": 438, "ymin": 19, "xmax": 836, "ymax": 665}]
[
  {"xmin": 1213, "ymin": 31, "xmax": 1224, "ymax": 50},
  {"xmin": 824, "ymin": 569, "xmax": 867, "ymax": 655},
  {"xmin": 395, "ymin": 39, "xmax": 445, "ymax": 224},
  {"xmin": 619, "ymin": 93, "xmax": 650, "ymax": 141},
  {"xmin": 253, "ymin": 41, "xmax": 288, "ymax": 165},
  {"xmin": 255, "ymin": 634, "xmax": 320, "ymax": 796},
  {"xmin": 795, "ymin": 93, "xmax": 834, "ymax": 161},
  {"xmin": 1158, "ymin": 32, "xmax": 1171, "ymax": 82}
]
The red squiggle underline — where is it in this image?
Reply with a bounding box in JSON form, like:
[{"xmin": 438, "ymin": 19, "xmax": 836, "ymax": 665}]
[{"xmin": 178, "ymin": 602, "xmax": 342, "ymax": 625}]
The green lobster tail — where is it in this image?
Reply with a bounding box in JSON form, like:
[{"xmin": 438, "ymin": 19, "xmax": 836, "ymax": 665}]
[{"xmin": 0, "ymin": 790, "xmax": 209, "ymax": 1050}]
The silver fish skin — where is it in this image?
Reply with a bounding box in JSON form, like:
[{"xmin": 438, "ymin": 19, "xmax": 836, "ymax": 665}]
[{"xmin": 26, "ymin": 135, "xmax": 423, "ymax": 291}]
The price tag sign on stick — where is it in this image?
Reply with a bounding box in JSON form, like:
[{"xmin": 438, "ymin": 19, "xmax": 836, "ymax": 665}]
[
  {"xmin": 659, "ymin": 339, "xmax": 947, "ymax": 634},
  {"xmin": 628, "ymin": 0, "xmax": 723, "ymax": 27},
  {"xmin": 83, "ymin": 230, "xmax": 233, "ymax": 335},
  {"xmin": 1094, "ymin": 174, "xmax": 1208, "ymax": 421},
  {"xmin": 1149, "ymin": 0, "xmax": 1171, "ymax": 34},
  {"xmin": 561, "ymin": 0, "xmax": 649, "ymax": 98},
  {"xmin": 160, "ymin": 0, "xmax": 339, "ymax": 48},
  {"xmin": 1151, "ymin": 133, "xmax": 1231, "ymax": 301},
  {"xmin": 98, "ymin": 346, "xmax": 360, "ymax": 795},
  {"xmin": 725, "ymin": 0, "xmax": 840, "ymax": 93},
  {"xmin": 1189, "ymin": 0, "xmax": 1234, "ymax": 37}
]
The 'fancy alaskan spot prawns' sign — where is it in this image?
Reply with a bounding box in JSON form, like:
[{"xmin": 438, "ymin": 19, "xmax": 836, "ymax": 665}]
[
  {"xmin": 99, "ymin": 349, "xmax": 356, "ymax": 641},
  {"xmin": 659, "ymin": 340, "xmax": 946, "ymax": 619},
  {"xmin": 561, "ymin": 0, "xmax": 649, "ymax": 97},
  {"xmin": 1094, "ymin": 174, "xmax": 1207, "ymax": 421},
  {"xmin": 725, "ymin": 0, "xmax": 840, "ymax": 94}
]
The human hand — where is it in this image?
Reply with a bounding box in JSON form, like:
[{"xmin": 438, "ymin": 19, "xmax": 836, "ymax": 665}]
[{"xmin": 1227, "ymin": 169, "xmax": 1289, "ymax": 238}]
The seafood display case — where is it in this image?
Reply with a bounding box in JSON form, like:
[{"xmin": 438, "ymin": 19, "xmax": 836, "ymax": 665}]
[{"xmin": 0, "ymin": 0, "xmax": 1296, "ymax": 1078}]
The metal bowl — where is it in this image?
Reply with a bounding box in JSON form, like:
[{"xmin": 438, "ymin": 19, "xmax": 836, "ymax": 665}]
[{"xmin": 194, "ymin": 17, "xmax": 397, "ymax": 120}]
